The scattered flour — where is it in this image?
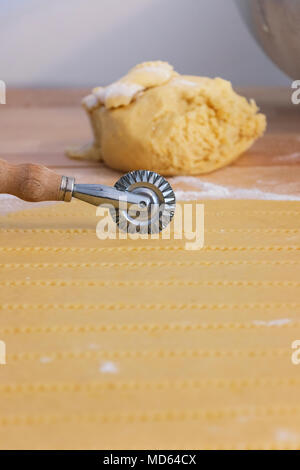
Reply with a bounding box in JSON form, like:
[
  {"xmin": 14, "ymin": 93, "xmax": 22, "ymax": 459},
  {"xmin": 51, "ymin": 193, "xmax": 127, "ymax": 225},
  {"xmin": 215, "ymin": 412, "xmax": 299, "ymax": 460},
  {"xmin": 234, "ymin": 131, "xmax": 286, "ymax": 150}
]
[
  {"xmin": 39, "ymin": 356, "xmax": 53, "ymax": 364},
  {"xmin": 273, "ymin": 152, "xmax": 300, "ymax": 162},
  {"xmin": 236, "ymin": 416, "xmax": 249, "ymax": 423},
  {"xmin": 275, "ymin": 428, "xmax": 299, "ymax": 442},
  {"xmin": 99, "ymin": 361, "xmax": 118, "ymax": 374},
  {"xmin": 173, "ymin": 177, "xmax": 300, "ymax": 201},
  {"xmin": 0, "ymin": 195, "xmax": 58, "ymax": 215},
  {"xmin": 253, "ymin": 319, "xmax": 291, "ymax": 327}
]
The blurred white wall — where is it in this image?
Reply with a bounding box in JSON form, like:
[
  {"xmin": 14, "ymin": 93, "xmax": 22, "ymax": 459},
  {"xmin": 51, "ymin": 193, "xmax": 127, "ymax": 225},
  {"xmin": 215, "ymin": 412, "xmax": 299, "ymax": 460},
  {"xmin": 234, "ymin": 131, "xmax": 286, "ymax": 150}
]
[{"xmin": 0, "ymin": 0, "xmax": 290, "ymax": 87}]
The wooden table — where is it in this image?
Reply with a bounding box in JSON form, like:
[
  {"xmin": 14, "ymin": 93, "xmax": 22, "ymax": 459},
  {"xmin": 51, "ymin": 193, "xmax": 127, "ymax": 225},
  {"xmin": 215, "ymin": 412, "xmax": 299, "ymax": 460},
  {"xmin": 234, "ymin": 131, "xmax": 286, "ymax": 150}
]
[{"xmin": 1, "ymin": 87, "xmax": 300, "ymax": 211}]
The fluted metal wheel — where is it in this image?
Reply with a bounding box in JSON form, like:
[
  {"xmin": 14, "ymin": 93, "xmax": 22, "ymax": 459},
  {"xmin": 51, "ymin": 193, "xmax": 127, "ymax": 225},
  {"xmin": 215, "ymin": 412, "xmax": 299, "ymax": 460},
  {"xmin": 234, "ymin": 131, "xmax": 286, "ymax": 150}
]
[{"xmin": 110, "ymin": 170, "xmax": 176, "ymax": 234}]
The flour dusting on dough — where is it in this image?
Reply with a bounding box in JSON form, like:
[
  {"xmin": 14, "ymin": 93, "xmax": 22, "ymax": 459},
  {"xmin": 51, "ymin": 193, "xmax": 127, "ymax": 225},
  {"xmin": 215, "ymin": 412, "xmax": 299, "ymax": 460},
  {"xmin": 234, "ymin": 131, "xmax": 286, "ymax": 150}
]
[
  {"xmin": 171, "ymin": 77, "xmax": 198, "ymax": 87},
  {"xmin": 104, "ymin": 81, "xmax": 144, "ymax": 109},
  {"xmin": 82, "ymin": 93, "xmax": 98, "ymax": 110}
]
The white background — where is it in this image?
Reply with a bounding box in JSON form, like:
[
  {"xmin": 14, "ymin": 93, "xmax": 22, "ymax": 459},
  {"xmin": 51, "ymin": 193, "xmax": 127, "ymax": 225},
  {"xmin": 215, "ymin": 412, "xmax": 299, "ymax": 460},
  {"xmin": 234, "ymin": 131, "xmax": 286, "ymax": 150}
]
[{"xmin": 0, "ymin": 0, "xmax": 290, "ymax": 87}]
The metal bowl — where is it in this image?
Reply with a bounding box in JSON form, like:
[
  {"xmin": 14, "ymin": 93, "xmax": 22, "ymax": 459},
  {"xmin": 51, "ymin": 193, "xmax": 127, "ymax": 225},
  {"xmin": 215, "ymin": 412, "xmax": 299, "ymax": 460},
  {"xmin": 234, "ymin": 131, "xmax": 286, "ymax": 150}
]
[{"xmin": 235, "ymin": 0, "xmax": 300, "ymax": 79}]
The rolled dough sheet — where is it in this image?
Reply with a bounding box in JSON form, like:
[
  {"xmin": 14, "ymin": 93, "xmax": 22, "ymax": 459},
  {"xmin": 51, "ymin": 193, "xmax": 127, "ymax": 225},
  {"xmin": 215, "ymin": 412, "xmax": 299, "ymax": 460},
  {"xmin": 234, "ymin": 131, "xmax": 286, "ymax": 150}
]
[{"xmin": 0, "ymin": 199, "xmax": 299, "ymax": 449}]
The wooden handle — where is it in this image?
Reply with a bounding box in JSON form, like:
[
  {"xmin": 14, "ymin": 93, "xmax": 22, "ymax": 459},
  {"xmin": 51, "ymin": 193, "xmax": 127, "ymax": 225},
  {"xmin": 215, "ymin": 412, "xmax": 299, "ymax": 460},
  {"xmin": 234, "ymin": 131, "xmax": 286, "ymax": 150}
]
[{"xmin": 0, "ymin": 159, "xmax": 62, "ymax": 202}]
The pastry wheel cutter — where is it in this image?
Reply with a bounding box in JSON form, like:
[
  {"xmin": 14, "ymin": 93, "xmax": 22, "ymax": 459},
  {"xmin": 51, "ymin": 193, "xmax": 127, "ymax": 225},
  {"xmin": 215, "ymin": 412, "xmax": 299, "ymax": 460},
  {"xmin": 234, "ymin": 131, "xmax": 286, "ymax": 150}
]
[{"xmin": 0, "ymin": 160, "xmax": 176, "ymax": 233}]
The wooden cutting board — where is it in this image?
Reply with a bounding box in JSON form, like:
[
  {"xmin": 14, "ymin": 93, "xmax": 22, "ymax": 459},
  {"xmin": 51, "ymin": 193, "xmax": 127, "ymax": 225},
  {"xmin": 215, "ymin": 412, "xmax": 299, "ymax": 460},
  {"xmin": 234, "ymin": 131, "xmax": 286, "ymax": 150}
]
[{"xmin": 0, "ymin": 87, "xmax": 299, "ymax": 204}]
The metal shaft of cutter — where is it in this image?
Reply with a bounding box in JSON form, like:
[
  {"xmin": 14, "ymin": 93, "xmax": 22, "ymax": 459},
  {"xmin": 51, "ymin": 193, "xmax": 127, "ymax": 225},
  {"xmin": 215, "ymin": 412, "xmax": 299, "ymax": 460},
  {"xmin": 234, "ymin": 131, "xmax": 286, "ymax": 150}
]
[
  {"xmin": 59, "ymin": 176, "xmax": 151, "ymax": 209},
  {"xmin": 73, "ymin": 184, "xmax": 152, "ymax": 209}
]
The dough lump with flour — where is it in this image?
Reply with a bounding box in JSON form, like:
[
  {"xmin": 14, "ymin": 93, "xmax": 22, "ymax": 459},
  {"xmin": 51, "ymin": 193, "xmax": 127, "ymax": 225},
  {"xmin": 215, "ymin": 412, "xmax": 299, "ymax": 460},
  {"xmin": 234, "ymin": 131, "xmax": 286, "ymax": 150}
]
[{"xmin": 66, "ymin": 61, "xmax": 266, "ymax": 175}]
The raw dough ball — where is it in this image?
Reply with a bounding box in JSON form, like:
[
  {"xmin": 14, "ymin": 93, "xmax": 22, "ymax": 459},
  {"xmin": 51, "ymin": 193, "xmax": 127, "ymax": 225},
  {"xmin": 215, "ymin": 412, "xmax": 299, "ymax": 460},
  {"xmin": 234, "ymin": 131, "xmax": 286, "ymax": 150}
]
[{"xmin": 67, "ymin": 62, "xmax": 266, "ymax": 175}]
